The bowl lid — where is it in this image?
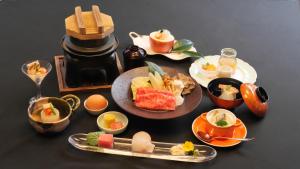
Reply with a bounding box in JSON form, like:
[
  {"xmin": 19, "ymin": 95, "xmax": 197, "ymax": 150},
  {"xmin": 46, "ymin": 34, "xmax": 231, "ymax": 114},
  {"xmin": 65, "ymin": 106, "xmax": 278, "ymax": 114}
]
[
  {"xmin": 240, "ymin": 83, "xmax": 269, "ymax": 115},
  {"xmin": 65, "ymin": 5, "xmax": 114, "ymax": 40}
]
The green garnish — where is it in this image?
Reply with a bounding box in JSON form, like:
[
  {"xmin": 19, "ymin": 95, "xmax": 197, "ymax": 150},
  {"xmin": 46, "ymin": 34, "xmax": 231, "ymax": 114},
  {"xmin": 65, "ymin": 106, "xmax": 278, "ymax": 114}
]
[
  {"xmin": 171, "ymin": 39, "xmax": 203, "ymax": 58},
  {"xmin": 49, "ymin": 104, "xmax": 56, "ymax": 115},
  {"xmin": 193, "ymin": 149, "xmax": 201, "ymax": 157},
  {"xmin": 216, "ymin": 120, "xmax": 228, "ymax": 127},
  {"xmin": 86, "ymin": 131, "xmax": 105, "ymax": 146},
  {"xmin": 172, "ymin": 39, "xmax": 193, "ymax": 52},
  {"xmin": 159, "ymin": 29, "xmax": 164, "ymax": 33},
  {"xmin": 145, "ymin": 61, "xmax": 166, "ymax": 76}
]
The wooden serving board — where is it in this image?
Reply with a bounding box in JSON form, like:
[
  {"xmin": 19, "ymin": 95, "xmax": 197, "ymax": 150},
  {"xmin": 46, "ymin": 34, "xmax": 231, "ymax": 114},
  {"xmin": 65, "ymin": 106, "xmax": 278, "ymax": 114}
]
[{"xmin": 54, "ymin": 54, "xmax": 123, "ymax": 93}]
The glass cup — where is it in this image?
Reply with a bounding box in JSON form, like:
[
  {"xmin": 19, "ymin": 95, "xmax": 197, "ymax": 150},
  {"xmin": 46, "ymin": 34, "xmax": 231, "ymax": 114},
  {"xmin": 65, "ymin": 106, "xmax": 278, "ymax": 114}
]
[
  {"xmin": 219, "ymin": 48, "xmax": 237, "ymax": 71},
  {"xmin": 21, "ymin": 60, "xmax": 52, "ymax": 103}
]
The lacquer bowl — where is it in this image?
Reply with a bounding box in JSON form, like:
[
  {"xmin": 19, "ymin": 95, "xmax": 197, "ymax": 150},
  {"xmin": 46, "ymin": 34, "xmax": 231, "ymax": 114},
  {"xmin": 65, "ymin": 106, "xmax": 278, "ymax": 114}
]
[
  {"xmin": 27, "ymin": 94, "xmax": 80, "ymax": 134},
  {"xmin": 207, "ymin": 78, "xmax": 243, "ymax": 109}
]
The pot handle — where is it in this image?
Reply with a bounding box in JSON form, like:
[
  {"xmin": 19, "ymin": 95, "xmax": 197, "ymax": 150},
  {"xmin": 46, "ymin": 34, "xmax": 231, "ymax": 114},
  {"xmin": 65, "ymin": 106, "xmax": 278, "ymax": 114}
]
[
  {"xmin": 129, "ymin": 32, "xmax": 141, "ymax": 40},
  {"xmin": 61, "ymin": 94, "xmax": 80, "ymax": 111}
]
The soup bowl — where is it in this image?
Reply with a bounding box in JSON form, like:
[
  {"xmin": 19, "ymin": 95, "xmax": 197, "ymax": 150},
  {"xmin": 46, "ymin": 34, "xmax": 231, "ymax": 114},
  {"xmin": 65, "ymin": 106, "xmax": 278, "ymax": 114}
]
[
  {"xmin": 27, "ymin": 94, "xmax": 80, "ymax": 134},
  {"xmin": 207, "ymin": 78, "xmax": 243, "ymax": 109}
]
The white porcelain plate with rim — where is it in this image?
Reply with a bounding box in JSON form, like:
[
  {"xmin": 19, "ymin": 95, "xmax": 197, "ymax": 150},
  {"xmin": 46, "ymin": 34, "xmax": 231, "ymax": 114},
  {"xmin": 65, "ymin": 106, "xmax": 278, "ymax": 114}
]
[
  {"xmin": 129, "ymin": 32, "xmax": 197, "ymax": 61},
  {"xmin": 189, "ymin": 55, "xmax": 257, "ymax": 88}
]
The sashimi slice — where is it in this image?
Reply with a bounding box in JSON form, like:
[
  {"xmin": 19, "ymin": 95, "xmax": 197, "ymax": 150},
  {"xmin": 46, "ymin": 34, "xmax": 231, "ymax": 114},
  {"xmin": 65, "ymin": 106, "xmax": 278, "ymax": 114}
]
[{"xmin": 98, "ymin": 134, "xmax": 114, "ymax": 149}]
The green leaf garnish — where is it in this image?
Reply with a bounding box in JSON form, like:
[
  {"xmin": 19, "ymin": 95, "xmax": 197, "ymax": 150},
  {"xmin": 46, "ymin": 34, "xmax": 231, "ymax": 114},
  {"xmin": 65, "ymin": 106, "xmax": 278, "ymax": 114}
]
[
  {"xmin": 145, "ymin": 61, "xmax": 165, "ymax": 75},
  {"xmin": 172, "ymin": 39, "xmax": 193, "ymax": 52},
  {"xmin": 216, "ymin": 120, "xmax": 228, "ymax": 127},
  {"xmin": 182, "ymin": 51, "xmax": 202, "ymax": 58}
]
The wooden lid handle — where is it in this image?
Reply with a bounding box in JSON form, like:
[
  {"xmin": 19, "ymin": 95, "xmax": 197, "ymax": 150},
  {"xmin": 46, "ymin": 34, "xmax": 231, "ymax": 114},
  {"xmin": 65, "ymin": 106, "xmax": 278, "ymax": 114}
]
[
  {"xmin": 92, "ymin": 5, "xmax": 104, "ymax": 33},
  {"xmin": 75, "ymin": 6, "xmax": 86, "ymax": 34}
]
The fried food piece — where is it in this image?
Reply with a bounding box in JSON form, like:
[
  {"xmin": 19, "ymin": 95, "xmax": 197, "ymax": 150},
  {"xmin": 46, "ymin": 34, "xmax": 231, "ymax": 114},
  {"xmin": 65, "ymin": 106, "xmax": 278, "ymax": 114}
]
[{"xmin": 176, "ymin": 73, "xmax": 196, "ymax": 95}]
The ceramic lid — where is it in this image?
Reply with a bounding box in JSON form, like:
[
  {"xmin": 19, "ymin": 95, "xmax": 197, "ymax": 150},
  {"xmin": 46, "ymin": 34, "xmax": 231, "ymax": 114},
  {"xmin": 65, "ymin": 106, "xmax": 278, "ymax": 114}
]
[{"xmin": 240, "ymin": 83, "xmax": 269, "ymax": 116}]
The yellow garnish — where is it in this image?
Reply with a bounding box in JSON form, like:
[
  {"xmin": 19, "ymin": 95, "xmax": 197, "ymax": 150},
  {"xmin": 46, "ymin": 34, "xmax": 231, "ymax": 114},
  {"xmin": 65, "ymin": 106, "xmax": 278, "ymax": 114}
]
[
  {"xmin": 103, "ymin": 113, "xmax": 116, "ymax": 128},
  {"xmin": 183, "ymin": 141, "xmax": 195, "ymax": 152},
  {"xmin": 202, "ymin": 63, "xmax": 216, "ymax": 71}
]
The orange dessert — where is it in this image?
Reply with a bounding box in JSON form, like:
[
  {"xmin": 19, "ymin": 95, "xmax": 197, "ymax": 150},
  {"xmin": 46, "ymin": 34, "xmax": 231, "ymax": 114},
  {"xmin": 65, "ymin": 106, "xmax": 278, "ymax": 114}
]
[{"xmin": 86, "ymin": 94, "xmax": 108, "ymax": 110}]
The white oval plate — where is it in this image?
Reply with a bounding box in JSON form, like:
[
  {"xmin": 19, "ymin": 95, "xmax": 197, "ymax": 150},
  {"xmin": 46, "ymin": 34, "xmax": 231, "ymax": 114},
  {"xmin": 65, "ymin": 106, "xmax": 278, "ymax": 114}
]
[
  {"xmin": 129, "ymin": 32, "xmax": 197, "ymax": 61},
  {"xmin": 189, "ymin": 55, "xmax": 257, "ymax": 88}
]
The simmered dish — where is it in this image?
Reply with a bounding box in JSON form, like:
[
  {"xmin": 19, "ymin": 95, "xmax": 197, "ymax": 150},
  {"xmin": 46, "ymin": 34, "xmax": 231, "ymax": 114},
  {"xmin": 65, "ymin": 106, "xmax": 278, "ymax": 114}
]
[
  {"xmin": 31, "ymin": 103, "xmax": 60, "ymax": 123},
  {"xmin": 218, "ymin": 84, "xmax": 239, "ymax": 100},
  {"xmin": 40, "ymin": 103, "xmax": 60, "ymax": 122}
]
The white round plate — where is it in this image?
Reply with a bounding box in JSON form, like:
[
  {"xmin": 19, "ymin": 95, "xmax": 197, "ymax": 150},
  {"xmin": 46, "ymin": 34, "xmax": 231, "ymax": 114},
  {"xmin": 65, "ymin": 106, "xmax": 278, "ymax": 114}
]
[
  {"xmin": 189, "ymin": 55, "xmax": 257, "ymax": 88},
  {"xmin": 129, "ymin": 32, "xmax": 197, "ymax": 61}
]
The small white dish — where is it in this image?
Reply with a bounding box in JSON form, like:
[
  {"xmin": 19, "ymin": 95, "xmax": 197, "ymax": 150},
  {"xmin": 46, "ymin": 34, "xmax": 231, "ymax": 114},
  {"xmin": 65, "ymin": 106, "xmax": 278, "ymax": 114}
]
[
  {"xmin": 97, "ymin": 111, "xmax": 128, "ymax": 135},
  {"xmin": 189, "ymin": 55, "xmax": 257, "ymax": 88},
  {"xmin": 84, "ymin": 98, "xmax": 108, "ymax": 116},
  {"xmin": 129, "ymin": 32, "xmax": 197, "ymax": 60}
]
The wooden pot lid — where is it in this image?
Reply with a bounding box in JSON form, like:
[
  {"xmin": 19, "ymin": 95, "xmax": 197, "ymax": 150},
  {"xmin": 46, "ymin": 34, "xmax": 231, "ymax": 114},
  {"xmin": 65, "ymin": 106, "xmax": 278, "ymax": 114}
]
[
  {"xmin": 240, "ymin": 83, "xmax": 269, "ymax": 116},
  {"xmin": 65, "ymin": 5, "xmax": 114, "ymax": 40}
]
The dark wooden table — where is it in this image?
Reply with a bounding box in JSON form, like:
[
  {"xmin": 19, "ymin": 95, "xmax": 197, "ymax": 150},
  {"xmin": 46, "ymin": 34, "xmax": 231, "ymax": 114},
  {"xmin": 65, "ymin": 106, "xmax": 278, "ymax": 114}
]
[{"xmin": 0, "ymin": 0, "xmax": 299, "ymax": 169}]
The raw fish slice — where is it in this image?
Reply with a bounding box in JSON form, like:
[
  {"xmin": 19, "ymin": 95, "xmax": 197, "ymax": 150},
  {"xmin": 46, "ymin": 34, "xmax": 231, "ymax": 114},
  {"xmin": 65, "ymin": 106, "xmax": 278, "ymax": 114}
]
[
  {"xmin": 98, "ymin": 134, "xmax": 114, "ymax": 149},
  {"xmin": 132, "ymin": 131, "xmax": 155, "ymax": 153}
]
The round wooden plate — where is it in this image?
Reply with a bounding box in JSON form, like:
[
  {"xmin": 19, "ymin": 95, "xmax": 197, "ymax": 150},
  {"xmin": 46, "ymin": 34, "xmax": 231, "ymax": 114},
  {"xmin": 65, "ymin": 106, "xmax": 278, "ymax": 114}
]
[{"xmin": 111, "ymin": 66, "xmax": 203, "ymax": 119}]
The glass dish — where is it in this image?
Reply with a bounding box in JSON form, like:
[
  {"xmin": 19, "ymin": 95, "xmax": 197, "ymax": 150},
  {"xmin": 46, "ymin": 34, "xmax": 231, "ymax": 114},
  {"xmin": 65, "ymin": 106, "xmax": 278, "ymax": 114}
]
[{"xmin": 68, "ymin": 133, "xmax": 217, "ymax": 163}]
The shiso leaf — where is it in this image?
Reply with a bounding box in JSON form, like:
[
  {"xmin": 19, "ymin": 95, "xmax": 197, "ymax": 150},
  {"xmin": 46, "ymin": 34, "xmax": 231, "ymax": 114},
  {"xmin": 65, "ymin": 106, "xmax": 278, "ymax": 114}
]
[{"xmin": 86, "ymin": 131, "xmax": 105, "ymax": 146}]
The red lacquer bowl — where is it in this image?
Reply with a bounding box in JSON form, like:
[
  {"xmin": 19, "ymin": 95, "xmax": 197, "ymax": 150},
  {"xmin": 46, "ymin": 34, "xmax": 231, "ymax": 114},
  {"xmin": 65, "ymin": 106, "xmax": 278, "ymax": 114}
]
[{"xmin": 207, "ymin": 78, "xmax": 243, "ymax": 109}]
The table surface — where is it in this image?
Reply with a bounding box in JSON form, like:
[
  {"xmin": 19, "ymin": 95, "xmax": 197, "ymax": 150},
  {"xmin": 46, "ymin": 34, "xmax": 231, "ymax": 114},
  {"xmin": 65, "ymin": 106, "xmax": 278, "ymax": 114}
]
[{"xmin": 1, "ymin": 0, "xmax": 299, "ymax": 169}]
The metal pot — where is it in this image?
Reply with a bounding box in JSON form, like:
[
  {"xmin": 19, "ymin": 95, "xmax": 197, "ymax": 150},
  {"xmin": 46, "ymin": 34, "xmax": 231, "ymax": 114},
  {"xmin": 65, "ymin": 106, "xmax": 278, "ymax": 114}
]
[{"xmin": 27, "ymin": 94, "xmax": 80, "ymax": 134}]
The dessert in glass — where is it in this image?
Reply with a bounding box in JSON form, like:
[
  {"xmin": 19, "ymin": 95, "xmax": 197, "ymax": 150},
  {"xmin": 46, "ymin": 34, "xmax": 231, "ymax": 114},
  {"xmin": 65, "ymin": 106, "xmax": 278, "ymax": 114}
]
[
  {"xmin": 149, "ymin": 29, "xmax": 174, "ymax": 53},
  {"xmin": 21, "ymin": 60, "xmax": 52, "ymax": 103}
]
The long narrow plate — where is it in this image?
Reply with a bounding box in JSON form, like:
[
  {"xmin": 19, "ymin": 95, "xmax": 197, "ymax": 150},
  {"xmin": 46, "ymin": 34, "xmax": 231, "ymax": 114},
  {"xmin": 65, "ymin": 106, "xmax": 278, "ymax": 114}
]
[
  {"xmin": 129, "ymin": 32, "xmax": 197, "ymax": 60},
  {"xmin": 189, "ymin": 55, "xmax": 257, "ymax": 88},
  {"xmin": 68, "ymin": 133, "xmax": 217, "ymax": 163}
]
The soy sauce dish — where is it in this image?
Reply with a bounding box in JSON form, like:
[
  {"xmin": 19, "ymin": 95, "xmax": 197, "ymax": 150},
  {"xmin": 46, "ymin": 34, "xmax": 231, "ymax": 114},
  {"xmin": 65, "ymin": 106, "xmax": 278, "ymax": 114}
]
[{"xmin": 207, "ymin": 78, "xmax": 243, "ymax": 109}]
